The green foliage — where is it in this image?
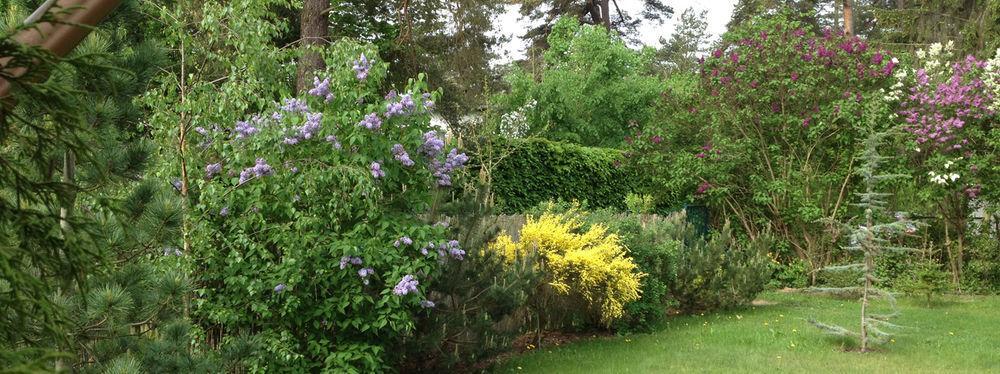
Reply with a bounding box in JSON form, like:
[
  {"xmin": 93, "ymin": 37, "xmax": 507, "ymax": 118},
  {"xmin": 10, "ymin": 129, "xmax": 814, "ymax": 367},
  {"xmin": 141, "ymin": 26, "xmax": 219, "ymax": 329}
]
[
  {"xmin": 624, "ymin": 193, "xmax": 655, "ymax": 214},
  {"xmin": 0, "ymin": 11, "xmax": 114, "ymax": 364},
  {"xmin": 900, "ymin": 259, "xmax": 951, "ymax": 306},
  {"xmin": 188, "ymin": 44, "xmax": 463, "ymax": 372},
  {"xmin": 402, "ymin": 188, "xmax": 540, "ymax": 370},
  {"xmin": 962, "ymin": 229, "xmax": 1000, "ymax": 294},
  {"xmin": 669, "ymin": 219, "xmax": 774, "ymax": 313},
  {"xmin": 598, "ymin": 212, "xmax": 679, "ymax": 333},
  {"xmin": 631, "ymin": 12, "xmax": 899, "ymax": 277},
  {"xmin": 498, "ymin": 17, "xmax": 663, "ymax": 147},
  {"xmin": 809, "ymin": 130, "xmax": 923, "ymax": 352},
  {"xmin": 490, "ymin": 138, "xmax": 639, "ymax": 213},
  {"xmin": 769, "ymin": 258, "xmax": 809, "ymax": 289}
]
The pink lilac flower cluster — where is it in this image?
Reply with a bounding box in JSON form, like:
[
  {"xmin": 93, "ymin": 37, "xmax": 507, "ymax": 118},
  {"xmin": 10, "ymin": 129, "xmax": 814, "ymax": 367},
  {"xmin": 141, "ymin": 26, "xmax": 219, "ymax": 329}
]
[{"xmin": 899, "ymin": 55, "xmax": 994, "ymax": 153}]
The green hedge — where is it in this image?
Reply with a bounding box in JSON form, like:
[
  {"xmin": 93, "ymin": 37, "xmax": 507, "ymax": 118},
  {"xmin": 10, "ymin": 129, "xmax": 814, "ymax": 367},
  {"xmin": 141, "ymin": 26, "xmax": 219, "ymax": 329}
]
[{"xmin": 489, "ymin": 139, "xmax": 640, "ymax": 213}]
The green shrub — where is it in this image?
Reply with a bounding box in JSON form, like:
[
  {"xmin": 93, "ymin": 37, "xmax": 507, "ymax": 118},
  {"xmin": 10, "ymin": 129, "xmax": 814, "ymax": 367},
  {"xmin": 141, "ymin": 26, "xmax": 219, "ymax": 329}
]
[
  {"xmin": 402, "ymin": 189, "xmax": 540, "ymax": 370},
  {"xmin": 900, "ymin": 259, "xmax": 951, "ymax": 306},
  {"xmin": 769, "ymin": 259, "xmax": 809, "ymax": 289},
  {"xmin": 963, "ymin": 231, "xmax": 1000, "ymax": 294},
  {"xmin": 490, "ymin": 139, "xmax": 640, "ymax": 213},
  {"xmin": 189, "ymin": 44, "xmax": 466, "ymax": 372},
  {"xmin": 668, "ymin": 219, "xmax": 773, "ymax": 313},
  {"xmin": 625, "ymin": 193, "xmax": 656, "ymax": 214}
]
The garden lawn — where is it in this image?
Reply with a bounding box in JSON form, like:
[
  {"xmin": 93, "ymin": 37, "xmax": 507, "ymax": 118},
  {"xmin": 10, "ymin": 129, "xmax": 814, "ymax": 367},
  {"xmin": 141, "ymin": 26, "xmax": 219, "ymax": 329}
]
[{"xmin": 497, "ymin": 291, "xmax": 1000, "ymax": 373}]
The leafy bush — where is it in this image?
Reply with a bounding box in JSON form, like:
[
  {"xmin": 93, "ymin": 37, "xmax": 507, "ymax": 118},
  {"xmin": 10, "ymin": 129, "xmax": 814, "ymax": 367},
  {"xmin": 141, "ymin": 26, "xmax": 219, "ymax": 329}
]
[
  {"xmin": 769, "ymin": 258, "xmax": 810, "ymax": 289},
  {"xmin": 189, "ymin": 44, "xmax": 468, "ymax": 372},
  {"xmin": 669, "ymin": 219, "xmax": 773, "ymax": 313},
  {"xmin": 900, "ymin": 259, "xmax": 952, "ymax": 306},
  {"xmin": 490, "ymin": 210, "xmax": 644, "ymax": 327},
  {"xmin": 490, "ymin": 139, "xmax": 640, "ymax": 213},
  {"xmin": 497, "ymin": 16, "xmax": 663, "ymax": 147},
  {"xmin": 625, "ymin": 193, "xmax": 656, "ymax": 214},
  {"xmin": 601, "ymin": 213, "xmax": 680, "ymax": 333},
  {"xmin": 963, "ymin": 231, "xmax": 1000, "ymax": 293}
]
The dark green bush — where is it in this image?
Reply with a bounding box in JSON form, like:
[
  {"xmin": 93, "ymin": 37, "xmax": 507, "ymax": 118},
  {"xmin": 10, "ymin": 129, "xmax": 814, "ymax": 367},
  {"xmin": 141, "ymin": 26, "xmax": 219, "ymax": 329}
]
[
  {"xmin": 668, "ymin": 219, "xmax": 773, "ymax": 314},
  {"xmin": 489, "ymin": 139, "xmax": 641, "ymax": 213},
  {"xmin": 769, "ymin": 259, "xmax": 809, "ymax": 289},
  {"xmin": 963, "ymin": 231, "xmax": 1000, "ymax": 294}
]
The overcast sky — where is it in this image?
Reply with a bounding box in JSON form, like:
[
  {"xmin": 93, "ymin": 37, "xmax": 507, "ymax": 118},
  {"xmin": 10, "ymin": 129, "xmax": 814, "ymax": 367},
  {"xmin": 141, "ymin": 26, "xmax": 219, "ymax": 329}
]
[{"xmin": 494, "ymin": 0, "xmax": 738, "ymax": 62}]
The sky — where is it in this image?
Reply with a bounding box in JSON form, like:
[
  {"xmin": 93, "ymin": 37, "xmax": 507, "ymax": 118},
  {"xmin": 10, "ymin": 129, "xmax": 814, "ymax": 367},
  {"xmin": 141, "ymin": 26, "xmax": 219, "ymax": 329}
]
[{"xmin": 494, "ymin": 0, "xmax": 738, "ymax": 62}]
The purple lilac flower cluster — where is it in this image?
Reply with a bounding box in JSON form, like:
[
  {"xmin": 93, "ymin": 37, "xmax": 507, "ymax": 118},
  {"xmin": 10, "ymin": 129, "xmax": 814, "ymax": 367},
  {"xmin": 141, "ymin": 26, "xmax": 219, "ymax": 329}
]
[
  {"xmin": 205, "ymin": 163, "xmax": 223, "ymax": 179},
  {"xmin": 357, "ymin": 267, "xmax": 375, "ymax": 285},
  {"xmin": 239, "ymin": 158, "xmax": 274, "ymax": 184},
  {"xmin": 280, "ymin": 98, "xmax": 309, "ymax": 113},
  {"xmin": 358, "ymin": 112, "xmax": 382, "ymax": 131},
  {"xmin": 284, "ymin": 112, "xmax": 323, "ymax": 144},
  {"xmin": 393, "ymin": 274, "xmax": 419, "ymax": 296},
  {"xmin": 393, "ymin": 236, "xmax": 414, "ymax": 247},
  {"xmin": 429, "ymin": 149, "xmax": 469, "ymax": 186},
  {"xmin": 385, "ymin": 92, "xmax": 417, "ymax": 118},
  {"xmin": 353, "ymin": 54, "xmax": 372, "ymax": 80},
  {"xmin": 420, "ymin": 299, "xmax": 435, "ymax": 308},
  {"xmin": 308, "ymin": 76, "xmax": 335, "ymax": 102},
  {"xmin": 422, "ymin": 92, "xmax": 435, "ymax": 110},
  {"xmin": 219, "ymin": 206, "xmax": 230, "ymax": 217},
  {"xmin": 392, "ymin": 144, "xmax": 415, "ymax": 166},
  {"xmin": 325, "ymin": 135, "xmax": 342, "ymax": 149},
  {"xmin": 274, "ymin": 283, "xmax": 287, "ymax": 293},
  {"xmin": 418, "ymin": 131, "xmax": 445, "ymax": 158},
  {"xmin": 234, "ymin": 120, "xmax": 259, "ymax": 139},
  {"xmin": 370, "ymin": 161, "xmax": 385, "ymax": 178},
  {"xmin": 339, "ymin": 256, "xmax": 363, "ymax": 270}
]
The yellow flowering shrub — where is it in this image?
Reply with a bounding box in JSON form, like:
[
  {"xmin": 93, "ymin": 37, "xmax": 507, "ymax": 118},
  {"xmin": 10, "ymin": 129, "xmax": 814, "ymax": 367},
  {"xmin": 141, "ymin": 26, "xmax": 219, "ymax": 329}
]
[{"xmin": 491, "ymin": 211, "xmax": 644, "ymax": 326}]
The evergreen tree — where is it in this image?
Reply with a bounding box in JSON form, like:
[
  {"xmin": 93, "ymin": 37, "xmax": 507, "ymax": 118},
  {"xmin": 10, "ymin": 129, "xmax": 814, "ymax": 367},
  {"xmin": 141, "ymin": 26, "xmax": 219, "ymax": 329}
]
[{"xmin": 809, "ymin": 130, "xmax": 923, "ymax": 352}]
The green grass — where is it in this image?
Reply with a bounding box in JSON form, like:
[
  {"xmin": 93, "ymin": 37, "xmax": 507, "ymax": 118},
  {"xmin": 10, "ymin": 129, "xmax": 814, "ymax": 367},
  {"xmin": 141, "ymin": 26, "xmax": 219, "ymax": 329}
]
[{"xmin": 496, "ymin": 292, "xmax": 1000, "ymax": 373}]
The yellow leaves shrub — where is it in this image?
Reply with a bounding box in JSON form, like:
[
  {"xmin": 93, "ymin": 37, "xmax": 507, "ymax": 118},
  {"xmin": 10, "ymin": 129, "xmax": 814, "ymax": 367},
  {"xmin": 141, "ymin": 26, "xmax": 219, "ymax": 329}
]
[{"xmin": 491, "ymin": 211, "xmax": 644, "ymax": 326}]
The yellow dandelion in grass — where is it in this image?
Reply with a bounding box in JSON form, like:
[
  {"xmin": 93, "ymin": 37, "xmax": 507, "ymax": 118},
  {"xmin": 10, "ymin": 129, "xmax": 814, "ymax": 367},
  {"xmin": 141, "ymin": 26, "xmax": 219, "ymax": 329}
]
[
  {"xmin": 736, "ymin": 315, "xmax": 743, "ymax": 320},
  {"xmin": 625, "ymin": 339, "xmax": 632, "ymax": 343},
  {"xmin": 949, "ymin": 332, "xmax": 955, "ymax": 336},
  {"xmin": 517, "ymin": 367, "xmax": 522, "ymax": 370},
  {"xmin": 890, "ymin": 339, "xmax": 896, "ymax": 343},
  {"xmin": 776, "ymin": 356, "xmax": 782, "ymax": 359},
  {"xmin": 792, "ymin": 328, "xmax": 798, "ymax": 333},
  {"xmin": 789, "ymin": 343, "xmax": 796, "ymax": 348},
  {"xmin": 763, "ymin": 322, "xmax": 769, "ymax": 326},
  {"xmin": 779, "ymin": 314, "xmax": 784, "ymax": 318}
]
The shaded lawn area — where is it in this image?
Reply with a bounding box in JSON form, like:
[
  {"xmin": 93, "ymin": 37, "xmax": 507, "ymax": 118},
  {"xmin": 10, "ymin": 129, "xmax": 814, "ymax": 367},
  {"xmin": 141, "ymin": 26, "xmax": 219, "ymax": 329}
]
[{"xmin": 496, "ymin": 292, "xmax": 1000, "ymax": 373}]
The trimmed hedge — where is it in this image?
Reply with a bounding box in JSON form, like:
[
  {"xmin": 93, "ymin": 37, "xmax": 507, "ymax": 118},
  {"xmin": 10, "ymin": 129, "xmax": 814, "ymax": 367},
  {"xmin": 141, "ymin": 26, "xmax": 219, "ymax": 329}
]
[{"xmin": 489, "ymin": 139, "xmax": 640, "ymax": 213}]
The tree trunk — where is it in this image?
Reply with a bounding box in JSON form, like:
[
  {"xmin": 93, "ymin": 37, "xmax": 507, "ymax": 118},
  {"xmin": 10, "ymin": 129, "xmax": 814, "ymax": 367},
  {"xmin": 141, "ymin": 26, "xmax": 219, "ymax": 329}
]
[
  {"xmin": 296, "ymin": 0, "xmax": 328, "ymax": 93},
  {"xmin": 59, "ymin": 150, "xmax": 76, "ymax": 232},
  {"xmin": 842, "ymin": 0, "xmax": 854, "ymax": 35},
  {"xmin": 600, "ymin": 0, "xmax": 612, "ymax": 31}
]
